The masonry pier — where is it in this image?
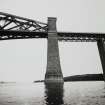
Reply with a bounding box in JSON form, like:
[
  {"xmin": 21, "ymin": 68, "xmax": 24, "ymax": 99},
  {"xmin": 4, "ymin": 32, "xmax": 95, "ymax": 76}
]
[
  {"xmin": 97, "ymin": 39, "xmax": 105, "ymax": 81},
  {"xmin": 45, "ymin": 17, "xmax": 64, "ymax": 83}
]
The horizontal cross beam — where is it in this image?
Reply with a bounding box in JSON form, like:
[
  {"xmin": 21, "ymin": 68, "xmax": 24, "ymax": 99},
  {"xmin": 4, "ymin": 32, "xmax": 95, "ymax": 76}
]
[
  {"xmin": 58, "ymin": 32, "xmax": 105, "ymax": 42},
  {"xmin": 0, "ymin": 30, "xmax": 105, "ymax": 41}
]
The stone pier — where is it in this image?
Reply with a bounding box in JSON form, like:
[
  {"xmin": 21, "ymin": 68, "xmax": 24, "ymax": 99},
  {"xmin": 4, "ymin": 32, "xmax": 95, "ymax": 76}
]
[
  {"xmin": 45, "ymin": 17, "xmax": 64, "ymax": 83},
  {"xmin": 97, "ymin": 39, "xmax": 105, "ymax": 81}
]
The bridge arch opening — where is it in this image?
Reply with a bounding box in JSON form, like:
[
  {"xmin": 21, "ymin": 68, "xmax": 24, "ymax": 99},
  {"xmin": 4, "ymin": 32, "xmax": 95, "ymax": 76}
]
[
  {"xmin": 59, "ymin": 41, "xmax": 103, "ymax": 78},
  {"xmin": 0, "ymin": 39, "xmax": 47, "ymax": 82}
]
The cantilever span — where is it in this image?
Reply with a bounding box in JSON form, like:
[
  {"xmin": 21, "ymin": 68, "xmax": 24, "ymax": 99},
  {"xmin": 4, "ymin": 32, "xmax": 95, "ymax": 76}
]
[
  {"xmin": 0, "ymin": 12, "xmax": 105, "ymax": 41},
  {"xmin": 0, "ymin": 12, "xmax": 105, "ymax": 82},
  {"xmin": 0, "ymin": 12, "xmax": 48, "ymax": 32}
]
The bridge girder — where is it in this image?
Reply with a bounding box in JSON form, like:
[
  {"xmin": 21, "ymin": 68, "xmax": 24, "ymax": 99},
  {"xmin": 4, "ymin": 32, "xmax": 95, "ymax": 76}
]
[
  {"xmin": 0, "ymin": 30, "xmax": 47, "ymax": 40},
  {"xmin": 58, "ymin": 32, "xmax": 105, "ymax": 42},
  {"xmin": 0, "ymin": 12, "xmax": 105, "ymax": 42},
  {"xmin": 0, "ymin": 30, "xmax": 105, "ymax": 42},
  {"xmin": 0, "ymin": 12, "xmax": 48, "ymax": 32}
]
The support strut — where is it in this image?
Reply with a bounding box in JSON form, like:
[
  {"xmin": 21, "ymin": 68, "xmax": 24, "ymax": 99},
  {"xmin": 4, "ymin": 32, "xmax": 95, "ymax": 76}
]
[{"xmin": 97, "ymin": 39, "xmax": 105, "ymax": 81}]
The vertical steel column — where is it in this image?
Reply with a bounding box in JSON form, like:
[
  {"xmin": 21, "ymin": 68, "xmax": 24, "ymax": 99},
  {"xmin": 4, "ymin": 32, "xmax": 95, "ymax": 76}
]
[
  {"xmin": 45, "ymin": 17, "xmax": 64, "ymax": 83},
  {"xmin": 97, "ymin": 39, "xmax": 105, "ymax": 81}
]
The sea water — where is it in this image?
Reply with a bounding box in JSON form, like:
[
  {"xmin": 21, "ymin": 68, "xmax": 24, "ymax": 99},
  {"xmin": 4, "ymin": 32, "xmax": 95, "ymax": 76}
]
[{"xmin": 0, "ymin": 81, "xmax": 105, "ymax": 105}]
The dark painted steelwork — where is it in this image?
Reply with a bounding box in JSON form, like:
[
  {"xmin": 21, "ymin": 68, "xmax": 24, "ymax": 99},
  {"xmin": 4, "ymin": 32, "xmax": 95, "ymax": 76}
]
[
  {"xmin": 0, "ymin": 12, "xmax": 48, "ymax": 32},
  {"xmin": 0, "ymin": 30, "xmax": 47, "ymax": 40},
  {"xmin": 0, "ymin": 13, "xmax": 105, "ymax": 41},
  {"xmin": 1, "ymin": 30, "xmax": 105, "ymax": 41},
  {"xmin": 58, "ymin": 32, "xmax": 105, "ymax": 42},
  {"xmin": 97, "ymin": 39, "xmax": 105, "ymax": 80}
]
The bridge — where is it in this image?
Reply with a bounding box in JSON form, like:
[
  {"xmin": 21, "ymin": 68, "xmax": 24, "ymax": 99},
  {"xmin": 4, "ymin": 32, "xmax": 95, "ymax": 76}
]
[{"xmin": 0, "ymin": 12, "xmax": 105, "ymax": 83}]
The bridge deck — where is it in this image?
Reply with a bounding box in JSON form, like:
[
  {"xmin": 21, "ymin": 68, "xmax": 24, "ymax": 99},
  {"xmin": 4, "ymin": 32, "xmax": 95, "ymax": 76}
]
[{"xmin": 0, "ymin": 30, "xmax": 105, "ymax": 41}]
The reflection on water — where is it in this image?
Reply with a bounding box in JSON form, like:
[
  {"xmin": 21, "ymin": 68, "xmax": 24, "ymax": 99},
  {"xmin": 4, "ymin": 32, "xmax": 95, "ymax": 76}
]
[
  {"xmin": 45, "ymin": 83, "xmax": 64, "ymax": 105},
  {"xmin": 0, "ymin": 81, "xmax": 105, "ymax": 105}
]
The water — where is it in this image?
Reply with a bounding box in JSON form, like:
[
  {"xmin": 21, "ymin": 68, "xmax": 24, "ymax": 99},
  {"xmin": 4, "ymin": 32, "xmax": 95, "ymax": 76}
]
[{"xmin": 0, "ymin": 81, "xmax": 105, "ymax": 105}]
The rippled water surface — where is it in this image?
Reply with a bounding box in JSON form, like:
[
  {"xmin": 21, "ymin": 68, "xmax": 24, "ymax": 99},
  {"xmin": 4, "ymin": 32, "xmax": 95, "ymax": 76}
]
[{"xmin": 0, "ymin": 81, "xmax": 105, "ymax": 105}]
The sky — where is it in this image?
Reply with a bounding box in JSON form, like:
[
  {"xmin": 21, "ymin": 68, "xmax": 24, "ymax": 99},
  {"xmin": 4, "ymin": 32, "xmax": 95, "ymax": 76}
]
[{"xmin": 0, "ymin": 0, "xmax": 105, "ymax": 82}]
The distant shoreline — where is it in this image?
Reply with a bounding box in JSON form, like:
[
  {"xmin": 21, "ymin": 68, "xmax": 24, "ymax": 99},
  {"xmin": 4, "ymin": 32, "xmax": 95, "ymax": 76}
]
[
  {"xmin": 33, "ymin": 73, "xmax": 104, "ymax": 83},
  {"xmin": 0, "ymin": 82, "xmax": 16, "ymax": 84}
]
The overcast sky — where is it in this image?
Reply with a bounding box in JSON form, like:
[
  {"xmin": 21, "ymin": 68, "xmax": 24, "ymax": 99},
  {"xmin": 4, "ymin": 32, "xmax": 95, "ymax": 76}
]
[{"xmin": 0, "ymin": 0, "xmax": 105, "ymax": 82}]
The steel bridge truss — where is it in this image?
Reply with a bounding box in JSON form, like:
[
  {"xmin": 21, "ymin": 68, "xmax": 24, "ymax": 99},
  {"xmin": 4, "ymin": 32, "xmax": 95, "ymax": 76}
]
[
  {"xmin": 0, "ymin": 12, "xmax": 105, "ymax": 42},
  {"xmin": 0, "ymin": 12, "xmax": 105, "ymax": 81},
  {"xmin": 0, "ymin": 12, "xmax": 47, "ymax": 32}
]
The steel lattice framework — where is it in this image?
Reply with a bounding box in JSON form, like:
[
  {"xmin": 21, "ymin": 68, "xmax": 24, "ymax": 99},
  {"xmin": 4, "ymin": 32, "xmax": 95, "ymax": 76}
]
[
  {"xmin": 0, "ymin": 12, "xmax": 105, "ymax": 41},
  {"xmin": 0, "ymin": 12, "xmax": 48, "ymax": 32},
  {"xmin": 0, "ymin": 12, "xmax": 48, "ymax": 40}
]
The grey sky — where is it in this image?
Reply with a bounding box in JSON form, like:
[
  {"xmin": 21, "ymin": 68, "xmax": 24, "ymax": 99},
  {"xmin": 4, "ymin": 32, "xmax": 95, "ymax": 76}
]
[{"xmin": 0, "ymin": 0, "xmax": 104, "ymax": 82}]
